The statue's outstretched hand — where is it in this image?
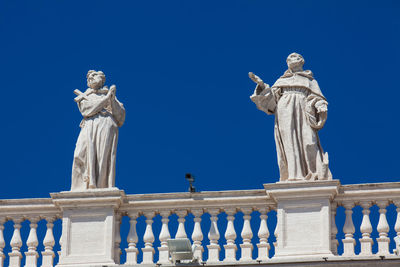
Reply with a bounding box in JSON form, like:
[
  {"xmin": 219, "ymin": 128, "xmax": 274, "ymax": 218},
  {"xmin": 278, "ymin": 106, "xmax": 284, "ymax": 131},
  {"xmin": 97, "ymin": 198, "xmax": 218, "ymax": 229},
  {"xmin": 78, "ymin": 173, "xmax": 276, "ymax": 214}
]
[
  {"xmin": 249, "ymin": 72, "xmax": 269, "ymax": 95},
  {"xmin": 249, "ymin": 72, "xmax": 263, "ymax": 84}
]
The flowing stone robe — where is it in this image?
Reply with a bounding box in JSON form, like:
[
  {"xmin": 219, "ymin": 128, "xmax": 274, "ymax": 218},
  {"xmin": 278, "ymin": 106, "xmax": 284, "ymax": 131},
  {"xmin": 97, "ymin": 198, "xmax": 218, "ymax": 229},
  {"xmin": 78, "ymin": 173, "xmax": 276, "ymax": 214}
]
[
  {"xmin": 251, "ymin": 70, "xmax": 332, "ymax": 181},
  {"xmin": 71, "ymin": 88, "xmax": 125, "ymax": 191}
]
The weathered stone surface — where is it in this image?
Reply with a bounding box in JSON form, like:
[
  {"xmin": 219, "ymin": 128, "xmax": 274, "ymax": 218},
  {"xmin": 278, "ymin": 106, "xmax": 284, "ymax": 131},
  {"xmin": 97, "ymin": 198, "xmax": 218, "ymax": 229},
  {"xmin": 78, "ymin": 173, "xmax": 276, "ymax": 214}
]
[
  {"xmin": 250, "ymin": 53, "xmax": 331, "ymax": 182},
  {"xmin": 52, "ymin": 188, "xmax": 125, "ymax": 267},
  {"xmin": 71, "ymin": 70, "xmax": 126, "ymax": 191},
  {"xmin": 265, "ymin": 180, "xmax": 340, "ymax": 258}
]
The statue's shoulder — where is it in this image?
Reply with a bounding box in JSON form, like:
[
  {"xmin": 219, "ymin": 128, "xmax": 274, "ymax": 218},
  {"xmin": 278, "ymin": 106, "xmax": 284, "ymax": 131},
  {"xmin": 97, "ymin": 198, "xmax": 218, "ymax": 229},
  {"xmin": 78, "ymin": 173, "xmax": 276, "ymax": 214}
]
[{"xmin": 300, "ymin": 70, "xmax": 314, "ymax": 80}]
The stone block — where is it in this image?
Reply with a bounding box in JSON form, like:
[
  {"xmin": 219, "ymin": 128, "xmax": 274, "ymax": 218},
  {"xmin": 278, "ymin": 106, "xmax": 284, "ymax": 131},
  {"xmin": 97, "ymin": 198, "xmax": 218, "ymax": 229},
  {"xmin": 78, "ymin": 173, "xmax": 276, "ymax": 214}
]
[
  {"xmin": 264, "ymin": 180, "xmax": 340, "ymax": 258},
  {"xmin": 51, "ymin": 188, "xmax": 124, "ymax": 267}
]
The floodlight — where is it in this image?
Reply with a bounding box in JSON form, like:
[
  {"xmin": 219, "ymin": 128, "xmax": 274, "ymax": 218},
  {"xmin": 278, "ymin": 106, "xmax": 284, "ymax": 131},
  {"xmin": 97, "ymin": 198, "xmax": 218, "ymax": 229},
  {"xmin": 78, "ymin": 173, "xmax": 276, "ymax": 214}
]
[{"xmin": 167, "ymin": 238, "xmax": 198, "ymax": 263}]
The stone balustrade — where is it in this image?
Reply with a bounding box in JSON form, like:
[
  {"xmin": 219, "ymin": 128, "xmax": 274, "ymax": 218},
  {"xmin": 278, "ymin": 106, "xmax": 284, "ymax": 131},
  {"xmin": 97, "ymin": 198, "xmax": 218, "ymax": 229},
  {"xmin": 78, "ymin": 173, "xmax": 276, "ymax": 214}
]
[
  {"xmin": 0, "ymin": 182, "xmax": 399, "ymax": 266},
  {"xmin": 0, "ymin": 198, "xmax": 61, "ymax": 267},
  {"xmin": 334, "ymin": 183, "xmax": 400, "ymax": 257},
  {"xmin": 119, "ymin": 189, "xmax": 276, "ymax": 264}
]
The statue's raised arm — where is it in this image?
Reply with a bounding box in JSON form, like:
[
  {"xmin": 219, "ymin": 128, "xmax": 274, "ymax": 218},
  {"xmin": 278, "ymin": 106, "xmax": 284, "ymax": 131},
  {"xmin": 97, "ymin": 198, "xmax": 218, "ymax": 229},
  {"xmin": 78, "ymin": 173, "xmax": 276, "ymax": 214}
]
[
  {"xmin": 249, "ymin": 53, "xmax": 331, "ymax": 182},
  {"xmin": 249, "ymin": 72, "xmax": 270, "ymax": 95},
  {"xmin": 249, "ymin": 72, "xmax": 276, "ymax": 115}
]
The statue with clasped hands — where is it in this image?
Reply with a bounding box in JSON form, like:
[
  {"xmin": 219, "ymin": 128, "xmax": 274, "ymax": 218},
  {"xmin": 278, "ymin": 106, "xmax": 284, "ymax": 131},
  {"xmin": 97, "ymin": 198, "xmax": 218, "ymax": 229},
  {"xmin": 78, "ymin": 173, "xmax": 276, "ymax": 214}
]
[{"xmin": 71, "ymin": 70, "xmax": 125, "ymax": 191}]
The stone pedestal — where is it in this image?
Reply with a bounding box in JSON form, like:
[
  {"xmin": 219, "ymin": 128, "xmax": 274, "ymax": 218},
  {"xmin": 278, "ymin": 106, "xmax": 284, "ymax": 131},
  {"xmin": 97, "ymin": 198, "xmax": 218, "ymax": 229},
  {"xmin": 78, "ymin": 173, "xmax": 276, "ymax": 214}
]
[
  {"xmin": 51, "ymin": 188, "xmax": 125, "ymax": 267},
  {"xmin": 264, "ymin": 180, "xmax": 340, "ymax": 259}
]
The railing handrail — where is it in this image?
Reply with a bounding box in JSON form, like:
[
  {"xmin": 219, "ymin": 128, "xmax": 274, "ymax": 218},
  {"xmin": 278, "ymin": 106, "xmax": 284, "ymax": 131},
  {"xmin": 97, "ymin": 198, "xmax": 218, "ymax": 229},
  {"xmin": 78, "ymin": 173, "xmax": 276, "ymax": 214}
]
[
  {"xmin": 335, "ymin": 182, "xmax": 400, "ymax": 203},
  {"xmin": 0, "ymin": 198, "xmax": 60, "ymax": 218},
  {"xmin": 121, "ymin": 189, "xmax": 275, "ymax": 212},
  {"xmin": 1, "ymin": 182, "xmax": 399, "ymax": 213}
]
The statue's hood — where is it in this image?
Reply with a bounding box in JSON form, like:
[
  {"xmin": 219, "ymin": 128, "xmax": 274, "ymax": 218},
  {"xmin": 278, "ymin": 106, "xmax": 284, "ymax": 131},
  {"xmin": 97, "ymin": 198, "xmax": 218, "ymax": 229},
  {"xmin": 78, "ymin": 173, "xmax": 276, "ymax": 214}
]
[
  {"xmin": 280, "ymin": 69, "xmax": 314, "ymax": 80},
  {"xmin": 272, "ymin": 69, "xmax": 326, "ymax": 100}
]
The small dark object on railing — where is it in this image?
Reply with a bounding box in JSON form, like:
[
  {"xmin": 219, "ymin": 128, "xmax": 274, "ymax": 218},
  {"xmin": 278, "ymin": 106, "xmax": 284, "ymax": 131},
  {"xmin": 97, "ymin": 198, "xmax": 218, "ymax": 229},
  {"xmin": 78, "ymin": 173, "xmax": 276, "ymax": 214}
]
[
  {"xmin": 256, "ymin": 260, "xmax": 262, "ymax": 264},
  {"xmin": 156, "ymin": 263, "xmax": 162, "ymax": 267},
  {"xmin": 185, "ymin": 173, "xmax": 196, "ymax": 193},
  {"xmin": 380, "ymin": 255, "xmax": 385, "ymax": 260},
  {"xmin": 201, "ymin": 261, "xmax": 206, "ymax": 266},
  {"xmin": 322, "ymin": 257, "xmax": 328, "ymax": 262}
]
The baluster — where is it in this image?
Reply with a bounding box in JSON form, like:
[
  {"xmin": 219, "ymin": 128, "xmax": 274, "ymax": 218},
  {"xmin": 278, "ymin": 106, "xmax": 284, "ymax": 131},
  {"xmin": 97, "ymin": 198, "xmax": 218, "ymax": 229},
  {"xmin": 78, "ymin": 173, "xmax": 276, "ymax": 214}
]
[
  {"xmin": 175, "ymin": 210, "xmax": 188, "ymax": 238},
  {"xmin": 376, "ymin": 201, "xmax": 390, "ymax": 255},
  {"xmin": 158, "ymin": 210, "xmax": 171, "ymax": 264},
  {"xmin": 342, "ymin": 202, "xmax": 355, "ymax": 256},
  {"xmin": 58, "ymin": 220, "xmax": 62, "ymax": 258},
  {"xmin": 240, "ymin": 207, "xmax": 253, "ymax": 261},
  {"xmin": 125, "ymin": 212, "xmax": 139, "ymax": 265},
  {"xmin": 330, "ymin": 203, "xmax": 339, "ymax": 255},
  {"xmin": 359, "ymin": 201, "xmax": 373, "ymax": 256},
  {"xmin": 0, "ymin": 218, "xmax": 5, "ymax": 267},
  {"xmin": 191, "ymin": 209, "xmax": 204, "ymax": 262},
  {"xmin": 114, "ymin": 213, "xmax": 122, "ymax": 264},
  {"xmin": 25, "ymin": 216, "xmax": 39, "ymax": 267},
  {"xmin": 41, "ymin": 216, "xmax": 56, "ymax": 267},
  {"xmin": 9, "ymin": 217, "xmax": 23, "ymax": 267},
  {"xmin": 393, "ymin": 200, "xmax": 400, "ymax": 256},
  {"xmin": 223, "ymin": 208, "xmax": 237, "ymax": 262},
  {"xmin": 395, "ymin": 201, "xmax": 400, "ymax": 251},
  {"xmin": 142, "ymin": 211, "xmax": 155, "ymax": 264},
  {"xmin": 207, "ymin": 208, "xmax": 221, "ymax": 263},
  {"xmin": 256, "ymin": 207, "xmax": 270, "ymax": 261}
]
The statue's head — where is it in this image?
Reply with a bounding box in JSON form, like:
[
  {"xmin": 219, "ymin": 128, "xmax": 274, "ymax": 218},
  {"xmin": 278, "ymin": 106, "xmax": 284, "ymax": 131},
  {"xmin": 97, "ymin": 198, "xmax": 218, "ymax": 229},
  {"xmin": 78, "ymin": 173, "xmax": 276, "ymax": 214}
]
[
  {"xmin": 286, "ymin": 53, "xmax": 304, "ymax": 72},
  {"xmin": 87, "ymin": 70, "xmax": 106, "ymax": 89}
]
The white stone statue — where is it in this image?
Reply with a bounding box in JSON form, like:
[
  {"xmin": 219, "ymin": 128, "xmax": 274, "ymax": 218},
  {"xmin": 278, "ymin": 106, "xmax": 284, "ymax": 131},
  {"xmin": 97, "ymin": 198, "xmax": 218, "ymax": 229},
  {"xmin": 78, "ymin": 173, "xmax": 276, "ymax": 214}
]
[
  {"xmin": 250, "ymin": 53, "xmax": 332, "ymax": 182},
  {"xmin": 71, "ymin": 70, "xmax": 126, "ymax": 191}
]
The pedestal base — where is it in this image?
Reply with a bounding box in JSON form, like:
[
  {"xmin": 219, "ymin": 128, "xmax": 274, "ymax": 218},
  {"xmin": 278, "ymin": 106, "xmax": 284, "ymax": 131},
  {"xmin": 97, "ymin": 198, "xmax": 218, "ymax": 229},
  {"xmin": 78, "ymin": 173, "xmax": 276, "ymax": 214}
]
[
  {"xmin": 265, "ymin": 180, "xmax": 340, "ymax": 258},
  {"xmin": 51, "ymin": 188, "xmax": 125, "ymax": 267}
]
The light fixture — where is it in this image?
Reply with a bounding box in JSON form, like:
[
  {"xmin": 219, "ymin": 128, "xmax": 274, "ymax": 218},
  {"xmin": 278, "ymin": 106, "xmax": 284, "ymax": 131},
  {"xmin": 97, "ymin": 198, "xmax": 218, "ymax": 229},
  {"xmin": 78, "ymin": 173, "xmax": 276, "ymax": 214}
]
[
  {"xmin": 185, "ymin": 173, "xmax": 196, "ymax": 193},
  {"xmin": 167, "ymin": 238, "xmax": 198, "ymax": 263}
]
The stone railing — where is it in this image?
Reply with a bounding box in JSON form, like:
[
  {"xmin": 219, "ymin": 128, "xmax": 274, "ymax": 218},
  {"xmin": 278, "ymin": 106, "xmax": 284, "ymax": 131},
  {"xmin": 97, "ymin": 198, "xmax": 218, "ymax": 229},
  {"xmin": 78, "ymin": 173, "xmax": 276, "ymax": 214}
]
[
  {"xmin": 118, "ymin": 189, "xmax": 276, "ymax": 265},
  {"xmin": 333, "ymin": 183, "xmax": 400, "ymax": 257},
  {"xmin": 0, "ymin": 198, "xmax": 61, "ymax": 267},
  {"xmin": 0, "ymin": 181, "xmax": 400, "ymax": 267}
]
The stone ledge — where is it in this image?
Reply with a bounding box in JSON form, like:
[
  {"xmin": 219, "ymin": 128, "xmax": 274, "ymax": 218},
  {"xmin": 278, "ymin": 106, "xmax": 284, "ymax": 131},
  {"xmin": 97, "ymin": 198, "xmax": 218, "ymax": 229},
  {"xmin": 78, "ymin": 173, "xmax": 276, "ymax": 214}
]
[
  {"xmin": 264, "ymin": 180, "xmax": 340, "ymax": 201},
  {"xmin": 120, "ymin": 256, "xmax": 400, "ymax": 267},
  {"xmin": 51, "ymin": 188, "xmax": 126, "ymax": 209}
]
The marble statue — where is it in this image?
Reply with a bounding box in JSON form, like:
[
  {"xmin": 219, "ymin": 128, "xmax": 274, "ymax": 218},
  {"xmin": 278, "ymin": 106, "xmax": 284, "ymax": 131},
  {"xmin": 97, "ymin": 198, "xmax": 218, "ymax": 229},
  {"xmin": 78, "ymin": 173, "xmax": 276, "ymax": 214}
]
[
  {"xmin": 250, "ymin": 53, "xmax": 332, "ymax": 182},
  {"xmin": 71, "ymin": 70, "xmax": 126, "ymax": 191}
]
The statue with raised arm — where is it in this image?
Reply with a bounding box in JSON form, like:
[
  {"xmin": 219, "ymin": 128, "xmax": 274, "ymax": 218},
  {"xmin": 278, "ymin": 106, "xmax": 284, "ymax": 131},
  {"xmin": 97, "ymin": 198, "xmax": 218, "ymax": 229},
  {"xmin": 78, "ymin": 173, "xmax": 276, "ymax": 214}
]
[
  {"xmin": 250, "ymin": 53, "xmax": 332, "ymax": 182},
  {"xmin": 71, "ymin": 70, "xmax": 126, "ymax": 191}
]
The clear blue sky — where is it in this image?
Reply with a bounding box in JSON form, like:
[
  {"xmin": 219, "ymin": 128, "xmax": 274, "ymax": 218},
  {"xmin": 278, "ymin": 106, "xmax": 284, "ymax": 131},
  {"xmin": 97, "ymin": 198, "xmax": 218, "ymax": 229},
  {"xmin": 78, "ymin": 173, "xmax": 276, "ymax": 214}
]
[{"xmin": 1, "ymin": 0, "xmax": 399, "ymax": 199}]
